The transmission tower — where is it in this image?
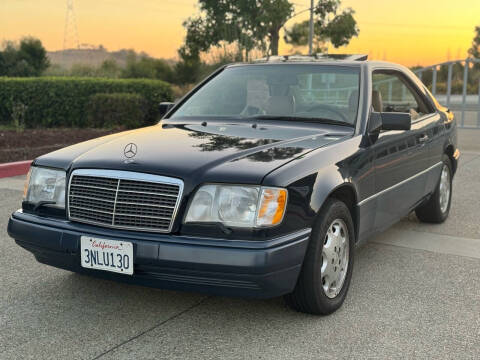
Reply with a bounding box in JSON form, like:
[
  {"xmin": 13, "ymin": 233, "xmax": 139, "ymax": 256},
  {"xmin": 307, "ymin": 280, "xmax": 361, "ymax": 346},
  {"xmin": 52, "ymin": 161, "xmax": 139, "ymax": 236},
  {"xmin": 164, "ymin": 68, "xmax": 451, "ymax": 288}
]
[{"xmin": 63, "ymin": 0, "xmax": 80, "ymax": 50}]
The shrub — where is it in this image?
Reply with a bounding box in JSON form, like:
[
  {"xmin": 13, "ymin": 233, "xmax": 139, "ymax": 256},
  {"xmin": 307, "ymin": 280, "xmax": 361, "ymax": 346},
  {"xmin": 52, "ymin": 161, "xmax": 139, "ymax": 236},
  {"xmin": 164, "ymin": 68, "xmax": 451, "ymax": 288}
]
[
  {"xmin": 121, "ymin": 56, "xmax": 175, "ymax": 82},
  {"xmin": 171, "ymin": 83, "xmax": 195, "ymax": 100},
  {"xmin": 69, "ymin": 64, "xmax": 98, "ymax": 77},
  {"xmin": 0, "ymin": 77, "xmax": 173, "ymax": 128},
  {"xmin": 11, "ymin": 101, "xmax": 27, "ymax": 132},
  {"xmin": 86, "ymin": 93, "xmax": 147, "ymax": 129},
  {"xmin": 433, "ymin": 81, "xmax": 479, "ymax": 95}
]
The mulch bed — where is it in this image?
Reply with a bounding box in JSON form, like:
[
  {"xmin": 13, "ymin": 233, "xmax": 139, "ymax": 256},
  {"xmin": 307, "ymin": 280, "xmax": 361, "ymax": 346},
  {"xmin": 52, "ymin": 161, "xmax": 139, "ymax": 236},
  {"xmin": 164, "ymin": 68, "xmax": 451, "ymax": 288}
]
[{"xmin": 0, "ymin": 128, "xmax": 120, "ymax": 163}]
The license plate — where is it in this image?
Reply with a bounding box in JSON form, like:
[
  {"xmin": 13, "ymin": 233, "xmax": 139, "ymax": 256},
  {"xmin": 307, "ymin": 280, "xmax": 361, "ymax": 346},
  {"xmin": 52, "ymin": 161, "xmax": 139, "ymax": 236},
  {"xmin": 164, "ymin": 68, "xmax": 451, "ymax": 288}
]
[{"xmin": 80, "ymin": 236, "xmax": 133, "ymax": 275}]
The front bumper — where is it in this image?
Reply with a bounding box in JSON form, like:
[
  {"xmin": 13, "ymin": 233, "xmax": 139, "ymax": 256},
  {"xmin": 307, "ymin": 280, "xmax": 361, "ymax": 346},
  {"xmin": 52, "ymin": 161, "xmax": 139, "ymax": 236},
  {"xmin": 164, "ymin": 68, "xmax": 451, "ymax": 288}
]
[{"xmin": 8, "ymin": 211, "xmax": 311, "ymax": 299}]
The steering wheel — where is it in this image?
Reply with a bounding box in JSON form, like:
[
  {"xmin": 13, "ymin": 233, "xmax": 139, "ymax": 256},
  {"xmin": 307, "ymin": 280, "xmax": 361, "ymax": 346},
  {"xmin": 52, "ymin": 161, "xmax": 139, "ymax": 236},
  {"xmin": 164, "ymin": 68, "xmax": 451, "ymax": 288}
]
[{"xmin": 297, "ymin": 104, "xmax": 350, "ymax": 123}]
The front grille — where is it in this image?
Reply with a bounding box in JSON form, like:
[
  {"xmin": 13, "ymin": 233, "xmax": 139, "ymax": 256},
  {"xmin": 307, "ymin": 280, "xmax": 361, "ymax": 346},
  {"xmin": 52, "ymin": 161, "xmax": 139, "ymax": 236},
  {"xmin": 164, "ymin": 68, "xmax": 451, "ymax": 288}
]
[{"xmin": 68, "ymin": 170, "xmax": 183, "ymax": 232}]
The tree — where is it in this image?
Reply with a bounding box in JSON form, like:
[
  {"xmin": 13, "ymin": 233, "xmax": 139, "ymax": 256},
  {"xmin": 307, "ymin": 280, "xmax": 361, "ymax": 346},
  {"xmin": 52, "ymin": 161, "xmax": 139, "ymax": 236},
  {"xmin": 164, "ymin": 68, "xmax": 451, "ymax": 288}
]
[
  {"xmin": 17, "ymin": 37, "xmax": 50, "ymax": 75},
  {"xmin": 173, "ymin": 46, "xmax": 203, "ymax": 85},
  {"xmin": 284, "ymin": 0, "xmax": 359, "ymax": 53},
  {"xmin": 468, "ymin": 26, "xmax": 480, "ymax": 70},
  {"xmin": 0, "ymin": 52, "xmax": 5, "ymax": 76},
  {"xmin": 238, "ymin": 0, "xmax": 294, "ymax": 56},
  {"xmin": 0, "ymin": 37, "xmax": 49, "ymax": 77},
  {"xmin": 0, "ymin": 41, "xmax": 20, "ymax": 76},
  {"xmin": 468, "ymin": 26, "xmax": 480, "ymax": 59},
  {"xmin": 98, "ymin": 59, "xmax": 121, "ymax": 78},
  {"xmin": 182, "ymin": 0, "xmax": 293, "ymax": 60}
]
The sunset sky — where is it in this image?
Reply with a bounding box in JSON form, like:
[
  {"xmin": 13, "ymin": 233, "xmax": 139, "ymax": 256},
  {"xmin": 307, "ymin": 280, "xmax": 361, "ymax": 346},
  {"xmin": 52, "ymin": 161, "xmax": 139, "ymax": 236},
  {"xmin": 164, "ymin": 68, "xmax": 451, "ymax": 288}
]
[{"xmin": 1, "ymin": 0, "xmax": 479, "ymax": 67}]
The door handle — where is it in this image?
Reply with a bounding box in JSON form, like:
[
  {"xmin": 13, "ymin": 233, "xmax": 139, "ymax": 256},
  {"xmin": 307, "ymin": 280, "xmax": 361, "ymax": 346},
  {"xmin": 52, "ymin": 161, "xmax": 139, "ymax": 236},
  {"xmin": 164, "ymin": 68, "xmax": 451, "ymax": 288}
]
[{"xmin": 418, "ymin": 134, "xmax": 429, "ymax": 143}]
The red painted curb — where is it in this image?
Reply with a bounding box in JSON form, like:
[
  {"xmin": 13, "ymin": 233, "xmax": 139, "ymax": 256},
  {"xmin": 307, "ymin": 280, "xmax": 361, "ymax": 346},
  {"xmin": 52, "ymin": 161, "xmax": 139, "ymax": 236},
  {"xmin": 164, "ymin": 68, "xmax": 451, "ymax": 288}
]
[{"xmin": 0, "ymin": 160, "xmax": 32, "ymax": 179}]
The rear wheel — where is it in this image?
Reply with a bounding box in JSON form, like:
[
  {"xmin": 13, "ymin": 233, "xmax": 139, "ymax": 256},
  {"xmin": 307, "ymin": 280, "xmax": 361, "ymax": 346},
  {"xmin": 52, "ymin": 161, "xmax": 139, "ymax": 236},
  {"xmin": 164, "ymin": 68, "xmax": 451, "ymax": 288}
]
[
  {"xmin": 284, "ymin": 199, "xmax": 354, "ymax": 315},
  {"xmin": 415, "ymin": 155, "xmax": 452, "ymax": 223}
]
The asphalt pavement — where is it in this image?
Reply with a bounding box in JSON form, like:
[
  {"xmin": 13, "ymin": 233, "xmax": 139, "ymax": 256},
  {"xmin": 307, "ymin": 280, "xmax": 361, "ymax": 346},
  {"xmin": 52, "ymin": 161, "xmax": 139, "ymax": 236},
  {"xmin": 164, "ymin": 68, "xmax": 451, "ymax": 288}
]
[{"xmin": 0, "ymin": 129, "xmax": 479, "ymax": 359}]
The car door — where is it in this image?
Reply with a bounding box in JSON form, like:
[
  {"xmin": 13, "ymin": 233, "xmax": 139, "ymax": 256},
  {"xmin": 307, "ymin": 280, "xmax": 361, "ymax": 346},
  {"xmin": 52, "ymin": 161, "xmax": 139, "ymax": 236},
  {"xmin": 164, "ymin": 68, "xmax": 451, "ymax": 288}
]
[
  {"xmin": 406, "ymin": 73, "xmax": 446, "ymax": 195},
  {"xmin": 370, "ymin": 69, "xmax": 436, "ymax": 230}
]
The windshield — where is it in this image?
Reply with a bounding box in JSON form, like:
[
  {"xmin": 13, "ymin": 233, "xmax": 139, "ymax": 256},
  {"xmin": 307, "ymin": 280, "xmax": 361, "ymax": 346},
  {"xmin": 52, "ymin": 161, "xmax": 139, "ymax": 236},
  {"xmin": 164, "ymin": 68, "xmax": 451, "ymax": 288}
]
[{"xmin": 170, "ymin": 64, "xmax": 360, "ymax": 125}]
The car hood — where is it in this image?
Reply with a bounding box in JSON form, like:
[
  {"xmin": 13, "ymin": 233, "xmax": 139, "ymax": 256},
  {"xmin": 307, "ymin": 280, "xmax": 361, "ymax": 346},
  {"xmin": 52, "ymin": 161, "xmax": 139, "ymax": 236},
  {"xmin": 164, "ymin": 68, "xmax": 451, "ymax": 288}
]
[{"xmin": 35, "ymin": 121, "xmax": 353, "ymax": 186}]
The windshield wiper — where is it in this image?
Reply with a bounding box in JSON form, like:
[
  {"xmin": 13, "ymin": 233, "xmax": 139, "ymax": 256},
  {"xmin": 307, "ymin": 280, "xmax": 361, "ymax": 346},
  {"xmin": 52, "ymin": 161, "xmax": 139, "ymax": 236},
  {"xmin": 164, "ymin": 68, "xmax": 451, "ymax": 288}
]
[{"xmin": 246, "ymin": 115, "xmax": 353, "ymax": 127}]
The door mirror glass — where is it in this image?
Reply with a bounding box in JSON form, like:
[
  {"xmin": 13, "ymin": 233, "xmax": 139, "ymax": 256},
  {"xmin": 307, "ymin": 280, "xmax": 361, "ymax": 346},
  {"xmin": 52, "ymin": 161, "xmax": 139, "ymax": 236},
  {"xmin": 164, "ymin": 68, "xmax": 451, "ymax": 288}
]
[
  {"xmin": 381, "ymin": 112, "xmax": 411, "ymax": 131},
  {"xmin": 369, "ymin": 111, "xmax": 411, "ymax": 132},
  {"xmin": 159, "ymin": 102, "xmax": 175, "ymax": 118}
]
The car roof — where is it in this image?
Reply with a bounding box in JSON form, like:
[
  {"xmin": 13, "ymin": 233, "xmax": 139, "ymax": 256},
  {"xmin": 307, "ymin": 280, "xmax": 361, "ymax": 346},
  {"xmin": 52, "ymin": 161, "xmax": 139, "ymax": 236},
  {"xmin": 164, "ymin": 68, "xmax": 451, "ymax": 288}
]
[{"xmin": 226, "ymin": 55, "xmax": 405, "ymax": 70}]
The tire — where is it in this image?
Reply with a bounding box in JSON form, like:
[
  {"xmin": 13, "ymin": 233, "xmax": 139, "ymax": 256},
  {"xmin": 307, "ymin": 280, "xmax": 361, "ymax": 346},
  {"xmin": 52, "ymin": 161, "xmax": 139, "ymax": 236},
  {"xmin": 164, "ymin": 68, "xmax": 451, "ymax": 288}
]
[
  {"xmin": 284, "ymin": 198, "xmax": 355, "ymax": 315},
  {"xmin": 415, "ymin": 155, "xmax": 453, "ymax": 223}
]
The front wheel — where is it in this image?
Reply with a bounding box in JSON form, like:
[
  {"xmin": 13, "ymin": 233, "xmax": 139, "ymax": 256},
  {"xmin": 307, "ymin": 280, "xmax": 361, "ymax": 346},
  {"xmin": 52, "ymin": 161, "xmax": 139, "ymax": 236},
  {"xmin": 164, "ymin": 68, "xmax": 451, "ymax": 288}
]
[
  {"xmin": 415, "ymin": 155, "xmax": 452, "ymax": 223},
  {"xmin": 284, "ymin": 199, "xmax": 355, "ymax": 315}
]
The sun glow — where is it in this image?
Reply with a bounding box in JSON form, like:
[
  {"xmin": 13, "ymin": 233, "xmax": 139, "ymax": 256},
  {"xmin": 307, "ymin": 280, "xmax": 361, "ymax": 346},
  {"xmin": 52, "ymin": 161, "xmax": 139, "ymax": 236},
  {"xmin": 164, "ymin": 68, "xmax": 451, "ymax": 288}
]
[{"xmin": 1, "ymin": 0, "xmax": 479, "ymax": 67}]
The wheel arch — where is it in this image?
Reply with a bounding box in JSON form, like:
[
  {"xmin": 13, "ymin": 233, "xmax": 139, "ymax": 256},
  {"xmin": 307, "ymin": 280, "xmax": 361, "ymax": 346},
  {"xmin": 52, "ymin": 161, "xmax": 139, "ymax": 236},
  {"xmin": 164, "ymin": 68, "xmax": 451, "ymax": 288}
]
[
  {"xmin": 313, "ymin": 182, "xmax": 360, "ymax": 242},
  {"xmin": 444, "ymin": 143, "xmax": 457, "ymax": 175}
]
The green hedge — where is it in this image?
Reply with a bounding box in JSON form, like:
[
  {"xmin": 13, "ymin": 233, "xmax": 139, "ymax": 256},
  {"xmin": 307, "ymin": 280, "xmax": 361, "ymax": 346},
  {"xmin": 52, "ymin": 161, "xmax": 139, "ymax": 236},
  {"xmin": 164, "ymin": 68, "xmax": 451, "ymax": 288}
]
[
  {"xmin": 0, "ymin": 77, "xmax": 173, "ymax": 128},
  {"xmin": 86, "ymin": 93, "xmax": 148, "ymax": 129}
]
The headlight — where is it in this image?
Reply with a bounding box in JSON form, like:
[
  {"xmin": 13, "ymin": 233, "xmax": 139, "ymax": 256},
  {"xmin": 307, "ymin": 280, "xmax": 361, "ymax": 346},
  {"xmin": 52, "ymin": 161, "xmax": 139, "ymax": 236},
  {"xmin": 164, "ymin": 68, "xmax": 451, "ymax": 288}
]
[
  {"xmin": 185, "ymin": 184, "xmax": 287, "ymax": 228},
  {"xmin": 24, "ymin": 167, "xmax": 66, "ymax": 209}
]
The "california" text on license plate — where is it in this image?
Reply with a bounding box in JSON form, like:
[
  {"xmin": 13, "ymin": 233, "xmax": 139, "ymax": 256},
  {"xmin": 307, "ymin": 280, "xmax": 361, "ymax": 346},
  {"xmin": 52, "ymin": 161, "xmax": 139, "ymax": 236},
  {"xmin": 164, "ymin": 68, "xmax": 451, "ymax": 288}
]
[{"xmin": 80, "ymin": 236, "xmax": 133, "ymax": 275}]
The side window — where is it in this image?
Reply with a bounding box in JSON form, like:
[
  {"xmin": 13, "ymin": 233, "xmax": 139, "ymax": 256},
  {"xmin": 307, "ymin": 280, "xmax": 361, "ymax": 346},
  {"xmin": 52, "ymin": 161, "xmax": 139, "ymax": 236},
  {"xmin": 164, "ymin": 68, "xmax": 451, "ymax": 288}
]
[{"xmin": 372, "ymin": 71, "xmax": 431, "ymax": 121}]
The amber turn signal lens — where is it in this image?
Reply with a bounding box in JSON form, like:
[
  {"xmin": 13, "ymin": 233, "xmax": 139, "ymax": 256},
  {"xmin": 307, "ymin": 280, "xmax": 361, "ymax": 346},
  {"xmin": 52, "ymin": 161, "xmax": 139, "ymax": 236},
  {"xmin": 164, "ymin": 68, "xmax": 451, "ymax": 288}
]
[
  {"xmin": 256, "ymin": 188, "xmax": 287, "ymax": 226},
  {"xmin": 23, "ymin": 167, "xmax": 32, "ymax": 200}
]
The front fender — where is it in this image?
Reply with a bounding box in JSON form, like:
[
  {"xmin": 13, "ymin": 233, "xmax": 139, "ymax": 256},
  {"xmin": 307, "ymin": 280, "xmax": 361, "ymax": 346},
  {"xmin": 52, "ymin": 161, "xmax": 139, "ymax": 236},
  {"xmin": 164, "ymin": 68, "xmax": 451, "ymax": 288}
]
[
  {"xmin": 309, "ymin": 165, "xmax": 358, "ymax": 214},
  {"xmin": 265, "ymin": 137, "xmax": 364, "ymax": 229}
]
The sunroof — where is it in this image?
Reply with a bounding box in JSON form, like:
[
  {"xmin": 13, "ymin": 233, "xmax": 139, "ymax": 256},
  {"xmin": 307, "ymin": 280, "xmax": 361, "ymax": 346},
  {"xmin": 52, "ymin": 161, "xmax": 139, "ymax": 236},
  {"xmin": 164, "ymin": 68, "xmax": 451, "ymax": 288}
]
[{"xmin": 253, "ymin": 54, "xmax": 368, "ymax": 63}]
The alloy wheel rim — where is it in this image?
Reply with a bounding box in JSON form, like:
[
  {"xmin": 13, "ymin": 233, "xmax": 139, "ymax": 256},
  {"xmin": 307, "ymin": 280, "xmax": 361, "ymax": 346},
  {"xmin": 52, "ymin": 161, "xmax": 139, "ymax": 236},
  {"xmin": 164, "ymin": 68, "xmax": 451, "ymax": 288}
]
[
  {"xmin": 321, "ymin": 219, "xmax": 349, "ymax": 299},
  {"xmin": 439, "ymin": 165, "xmax": 451, "ymax": 214}
]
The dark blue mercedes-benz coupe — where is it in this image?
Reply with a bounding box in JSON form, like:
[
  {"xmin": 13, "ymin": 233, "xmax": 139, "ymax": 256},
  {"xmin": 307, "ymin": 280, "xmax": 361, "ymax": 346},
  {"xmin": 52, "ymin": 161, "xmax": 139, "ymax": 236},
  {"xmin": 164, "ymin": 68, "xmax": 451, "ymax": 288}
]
[{"xmin": 8, "ymin": 54, "xmax": 459, "ymax": 314}]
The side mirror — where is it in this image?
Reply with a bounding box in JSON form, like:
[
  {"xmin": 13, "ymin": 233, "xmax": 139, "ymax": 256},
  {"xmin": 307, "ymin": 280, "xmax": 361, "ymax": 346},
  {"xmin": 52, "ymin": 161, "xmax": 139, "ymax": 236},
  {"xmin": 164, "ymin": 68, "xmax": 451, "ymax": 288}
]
[
  {"xmin": 369, "ymin": 112, "xmax": 411, "ymax": 132},
  {"xmin": 159, "ymin": 102, "xmax": 175, "ymax": 118}
]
